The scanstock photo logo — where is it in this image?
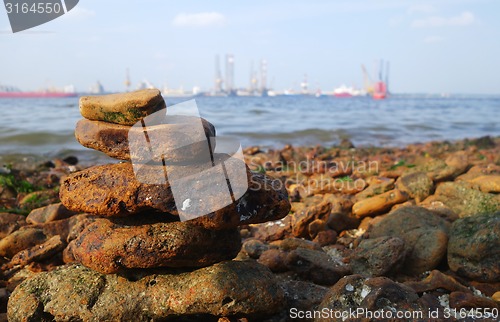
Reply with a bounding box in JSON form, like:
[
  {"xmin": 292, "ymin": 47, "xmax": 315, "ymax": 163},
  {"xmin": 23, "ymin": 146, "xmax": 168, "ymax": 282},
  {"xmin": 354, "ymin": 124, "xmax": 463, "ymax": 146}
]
[
  {"xmin": 128, "ymin": 99, "xmax": 249, "ymax": 222},
  {"xmin": 4, "ymin": 0, "xmax": 79, "ymax": 32}
]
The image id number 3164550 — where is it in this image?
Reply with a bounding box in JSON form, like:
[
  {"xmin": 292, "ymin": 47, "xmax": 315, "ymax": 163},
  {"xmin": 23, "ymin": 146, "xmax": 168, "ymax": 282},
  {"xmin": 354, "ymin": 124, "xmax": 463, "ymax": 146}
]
[{"xmin": 5, "ymin": 2, "xmax": 62, "ymax": 14}]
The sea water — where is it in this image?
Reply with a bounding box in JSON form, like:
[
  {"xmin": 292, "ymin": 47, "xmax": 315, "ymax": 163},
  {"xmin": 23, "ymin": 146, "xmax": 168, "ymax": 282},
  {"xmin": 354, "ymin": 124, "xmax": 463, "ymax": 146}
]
[{"xmin": 0, "ymin": 94, "xmax": 499, "ymax": 163}]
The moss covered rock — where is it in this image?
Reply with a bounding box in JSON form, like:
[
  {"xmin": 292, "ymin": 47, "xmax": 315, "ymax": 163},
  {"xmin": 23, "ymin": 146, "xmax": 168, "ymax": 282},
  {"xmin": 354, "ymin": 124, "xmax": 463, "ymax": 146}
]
[
  {"xmin": 448, "ymin": 212, "xmax": 500, "ymax": 282},
  {"xmin": 79, "ymin": 89, "xmax": 165, "ymax": 125},
  {"xmin": 8, "ymin": 261, "xmax": 285, "ymax": 321}
]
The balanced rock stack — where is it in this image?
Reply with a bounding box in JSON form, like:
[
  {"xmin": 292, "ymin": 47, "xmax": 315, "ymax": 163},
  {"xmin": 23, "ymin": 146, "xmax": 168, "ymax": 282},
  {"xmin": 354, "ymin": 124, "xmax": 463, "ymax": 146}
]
[{"xmin": 8, "ymin": 89, "xmax": 291, "ymax": 321}]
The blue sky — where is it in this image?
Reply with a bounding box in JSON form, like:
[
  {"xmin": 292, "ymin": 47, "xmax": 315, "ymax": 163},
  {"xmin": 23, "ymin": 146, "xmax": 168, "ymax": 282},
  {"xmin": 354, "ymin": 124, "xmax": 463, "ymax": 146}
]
[{"xmin": 1, "ymin": 0, "xmax": 499, "ymax": 94}]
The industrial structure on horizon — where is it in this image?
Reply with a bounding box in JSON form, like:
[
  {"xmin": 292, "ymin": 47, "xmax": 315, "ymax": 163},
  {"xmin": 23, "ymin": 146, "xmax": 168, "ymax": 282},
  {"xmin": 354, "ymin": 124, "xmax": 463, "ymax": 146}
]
[{"xmin": 212, "ymin": 54, "xmax": 270, "ymax": 96}]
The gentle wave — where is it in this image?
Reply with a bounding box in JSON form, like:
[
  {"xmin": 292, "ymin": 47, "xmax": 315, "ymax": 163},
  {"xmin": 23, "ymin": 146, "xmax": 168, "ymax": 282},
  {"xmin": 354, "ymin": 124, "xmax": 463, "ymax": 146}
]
[{"xmin": 0, "ymin": 95, "xmax": 499, "ymax": 159}]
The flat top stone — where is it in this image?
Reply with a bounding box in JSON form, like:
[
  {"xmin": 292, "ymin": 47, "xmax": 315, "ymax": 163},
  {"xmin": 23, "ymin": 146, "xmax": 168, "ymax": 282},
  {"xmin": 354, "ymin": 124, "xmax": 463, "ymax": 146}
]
[{"xmin": 79, "ymin": 89, "xmax": 165, "ymax": 125}]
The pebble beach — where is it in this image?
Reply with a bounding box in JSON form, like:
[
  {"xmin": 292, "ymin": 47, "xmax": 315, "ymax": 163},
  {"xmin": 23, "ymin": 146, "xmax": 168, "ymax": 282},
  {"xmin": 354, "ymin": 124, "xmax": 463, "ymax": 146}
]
[{"xmin": 0, "ymin": 90, "xmax": 499, "ymax": 321}]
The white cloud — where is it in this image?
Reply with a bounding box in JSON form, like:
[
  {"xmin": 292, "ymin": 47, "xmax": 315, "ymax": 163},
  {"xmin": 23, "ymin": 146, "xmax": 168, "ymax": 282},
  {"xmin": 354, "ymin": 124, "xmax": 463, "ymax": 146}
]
[
  {"xmin": 172, "ymin": 12, "xmax": 226, "ymax": 28},
  {"xmin": 408, "ymin": 4, "xmax": 436, "ymax": 15},
  {"xmin": 424, "ymin": 35, "xmax": 443, "ymax": 43},
  {"xmin": 412, "ymin": 11, "xmax": 475, "ymax": 28}
]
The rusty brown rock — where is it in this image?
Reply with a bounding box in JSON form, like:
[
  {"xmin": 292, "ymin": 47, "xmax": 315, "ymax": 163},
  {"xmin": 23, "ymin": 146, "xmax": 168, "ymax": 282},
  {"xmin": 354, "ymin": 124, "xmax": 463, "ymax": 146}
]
[
  {"xmin": 60, "ymin": 158, "xmax": 290, "ymax": 229},
  {"xmin": 352, "ymin": 189, "xmax": 408, "ymax": 218},
  {"xmin": 449, "ymin": 291, "xmax": 499, "ymax": 310},
  {"xmin": 0, "ymin": 214, "xmax": 94, "ymax": 258},
  {"xmin": 0, "ymin": 228, "xmax": 47, "ymax": 258},
  {"xmin": 8, "ymin": 261, "xmax": 285, "ymax": 321},
  {"xmin": 312, "ymin": 229, "xmax": 338, "ymax": 246},
  {"xmin": 404, "ymin": 270, "xmax": 470, "ymax": 294},
  {"xmin": 291, "ymin": 200, "xmax": 331, "ymax": 238},
  {"xmin": 79, "ymin": 88, "xmax": 166, "ymax": 125},
  {"xmin": 0, "ymin": 213, "xmax": 26, "ymax": 239},
  {"xmin": 75, "ymin": 116, "xmax": 216, "ymax": 162},
  {"xmin": 26, "ymin": 203, "xmax": 76, "ymax": 224},
  {"xmin": 66, "ymin": 217, "xmax": 242, "ymax": 274}
]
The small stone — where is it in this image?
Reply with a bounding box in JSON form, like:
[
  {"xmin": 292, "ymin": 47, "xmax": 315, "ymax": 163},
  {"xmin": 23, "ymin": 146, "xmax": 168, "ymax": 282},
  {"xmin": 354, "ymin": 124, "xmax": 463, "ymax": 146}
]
[
  {"xmin": 66, "ymin": 217, "xmax": 242, "ymax": 274},
  {"xmin": 349, "ymin": 236, "xmax": 406, "ymax": 277},
  {"xmin": 79, "ymin": 89, "xmax": 166, "ymax": 125},
  {"xmin": 368, "ymin": 206, "xmax": 449, "ymax": 274},
  {"xmin": 279, "ymin": 238, "xmax": 322, "ymax": 251},
  {"xmin": 355, "ymin": 176, "xmax": 394, "ymax": 200},
  {"xmin": 352, "ymin": 189, "xmax": 408, "ymax": 218},
  {"xmin": 26, "ymin": 203, "xmax": 76, "ymax": 224},
  {"xmin": 448, "ymin": 212, "xmax": 500, "ymax": 282},
  {"xmin": 285, "ymin": 248, "xmax": 350, "ymax": 285},
  {"xmin": 0, "ymin": 228, "xmax": 47, "ymax": 258},
  {"xmin": 250, "ymin": 217, "xmax": 292, "ymax": 242},
  {"xmin": 469, "ymin": 175, "xmax": 500, "ymax": 193},
  {"xmin": 18, "ymin": 190, "xmax": 58, "ymax": 211},
  {"xmin": 258, "ymin": 249, "xmax": 289, "ymax": 272},
  {"xmin": 456, "ymin": 163, "xmax": 500, "ymax": 182},
  {"xmin": 291, "ymin": 200, "xmax": 331, "ymax": 238},
  {"xmin": 0, "ymin": 214, "xmax": 98, "ymax": 258},
  {"xmin": 433, "ymin": 182, "xmax": 499, "ymax": 217},
  {"xmin": 312, "ymin": 229, "xmax": 337, "ymax": 246},
  {"xmin": 404, "ymin": 270, "xmax": 470, "ymax": 293},
  {"xmin": 430, "ymin": 151, "xmax": 469, "ymax": 181},
  {"xmin": 9, "ymin": 235, "xmax": 65, "ymax": 268},
  {"xmin": 395, "ymin": 171, "xmax": 434, "ymax": 203},
  {"xmin": 280, "ymin": 280, "xmax": 329, "ymax": 311},
  {"xmin": 315, "ymin": 275, "xmax": 422, "ymax": 322},
  {"xmin": 60, "ymin": 158, "xmax": 290, "ymax": 230},
  {"xmin": 7, "ymin": 262, "xmax": 285, "ymax": 321},
  {"xmin": 0, "ymin": 288, "xmax": 8, "ymax": 314},
  {"xmin": 308, "ymin": 219, "xmax": 327, "ymax": 239},
  {"xmin": 493, "ymin": 291, "xmax": 500, "ymax": 302},
  {"xmin": 75, "ymin": 116, "xmax": 216, "ymax": 162},
  {"xmin": 449, "ymin": 291, "xmax": 499, "ymax": 309},
  {"xmin": 0, "ymin": 213, "xmax": 27, "ymax": 239},
  {"xmin": 242, "ymin": 239, "xmax": 269, "ymax": 259}
]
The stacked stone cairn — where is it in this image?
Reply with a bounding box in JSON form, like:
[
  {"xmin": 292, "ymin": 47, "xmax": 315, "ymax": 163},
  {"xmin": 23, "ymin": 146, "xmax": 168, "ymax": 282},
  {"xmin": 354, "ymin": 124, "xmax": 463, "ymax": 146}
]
[{"xmin": 8, "ymin": 89, "xmax": 291, "ymax": 321}]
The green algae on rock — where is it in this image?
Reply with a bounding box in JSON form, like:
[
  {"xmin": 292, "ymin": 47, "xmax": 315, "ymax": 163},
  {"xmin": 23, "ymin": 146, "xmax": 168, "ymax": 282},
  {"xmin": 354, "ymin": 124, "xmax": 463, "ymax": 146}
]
[
  {"xmin": 79, "ymin": 89, "xmax": 166, "ymax": 125},
  {"xmin": 433, "ymin": 181, "xmax": 500, "ymax": 217},
  {"xmin": 448, "ymin": 212, "xmax": 500, "ymax": 282},
  {"xmin": 7, "ymin": 262, "xmax": 285, "ymax": 321}
]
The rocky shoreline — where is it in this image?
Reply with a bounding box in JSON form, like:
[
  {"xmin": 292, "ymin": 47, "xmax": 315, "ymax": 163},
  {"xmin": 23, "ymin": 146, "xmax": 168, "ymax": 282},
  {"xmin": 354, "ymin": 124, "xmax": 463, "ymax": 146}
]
[{"xmin": 1, "ymin": 134, "xmax": 499, "ymax": 321}]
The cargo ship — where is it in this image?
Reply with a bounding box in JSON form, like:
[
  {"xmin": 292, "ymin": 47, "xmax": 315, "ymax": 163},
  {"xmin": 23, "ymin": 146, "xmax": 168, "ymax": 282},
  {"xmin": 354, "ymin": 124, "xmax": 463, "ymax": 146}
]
[{"xmin": 0, "ymin": 85, "xmax": 77, "ymax": 98}]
